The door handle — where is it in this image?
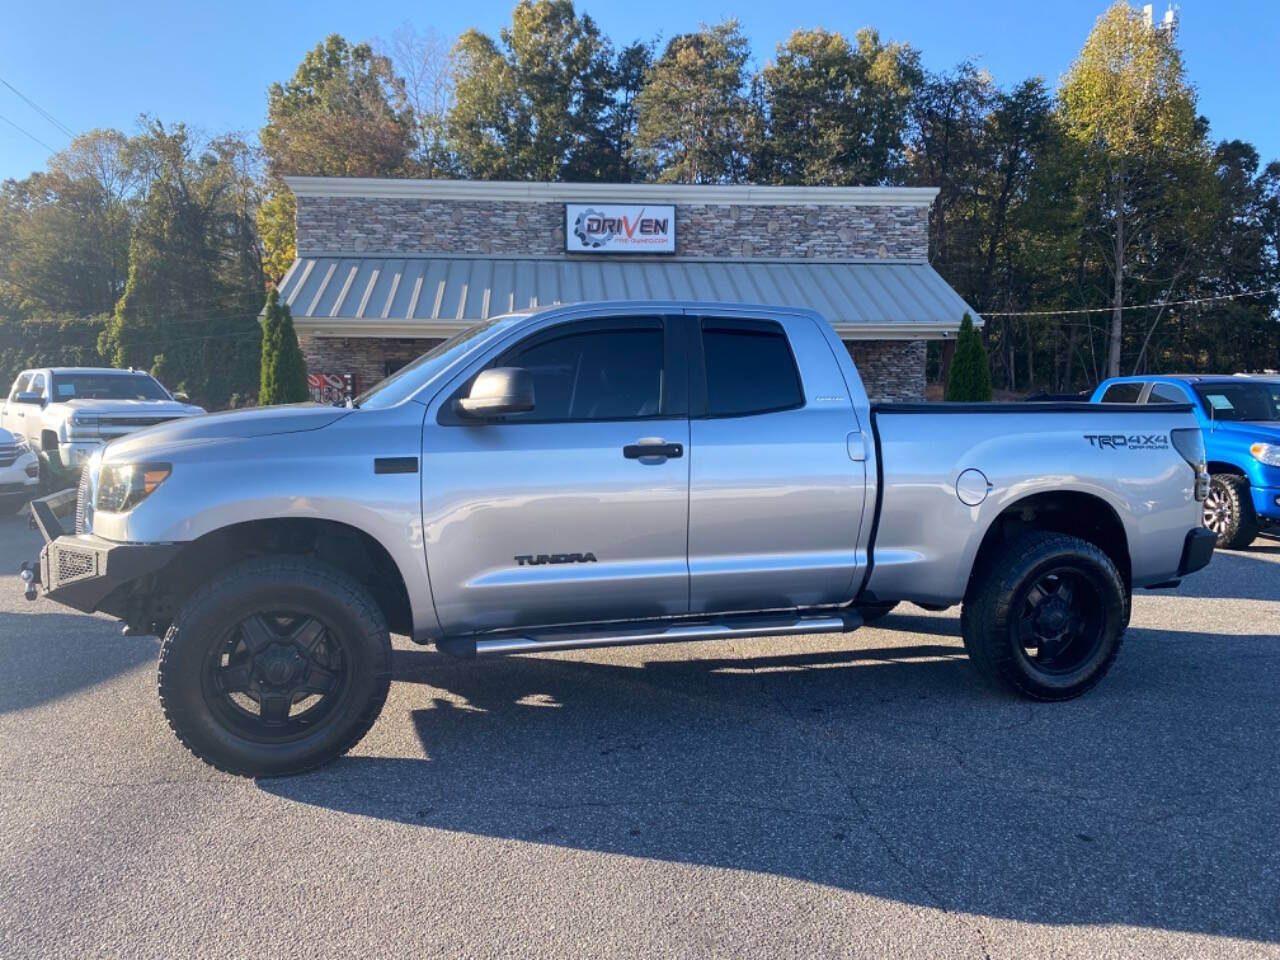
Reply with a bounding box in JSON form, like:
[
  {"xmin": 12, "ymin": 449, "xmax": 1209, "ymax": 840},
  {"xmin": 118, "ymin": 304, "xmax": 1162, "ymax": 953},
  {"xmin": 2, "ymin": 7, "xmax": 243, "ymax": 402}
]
[{"xmin": 623, "ymin": 440, "xmax": 683, "ymax": 460}]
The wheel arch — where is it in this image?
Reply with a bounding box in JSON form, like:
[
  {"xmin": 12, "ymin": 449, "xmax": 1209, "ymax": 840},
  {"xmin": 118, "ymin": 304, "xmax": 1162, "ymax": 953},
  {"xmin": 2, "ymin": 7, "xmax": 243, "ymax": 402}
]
[
  {"xmin": 965, "ymin": 490, "xmax": 1131, "ymax": 601},
  {"xmin": 154, "ymin": 518, "xmax": 414, "ymax": 637},
  {"xmin": 1206, "ymin": 460, "xmax": 1246, "ymax": 477}
]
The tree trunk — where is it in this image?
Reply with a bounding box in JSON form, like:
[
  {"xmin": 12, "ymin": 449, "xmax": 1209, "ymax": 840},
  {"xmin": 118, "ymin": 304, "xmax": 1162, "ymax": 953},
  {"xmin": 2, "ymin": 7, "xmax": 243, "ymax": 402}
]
[{"xmin": 1108, "ymin": 195, "xmax": 1124, "ymax": 378}]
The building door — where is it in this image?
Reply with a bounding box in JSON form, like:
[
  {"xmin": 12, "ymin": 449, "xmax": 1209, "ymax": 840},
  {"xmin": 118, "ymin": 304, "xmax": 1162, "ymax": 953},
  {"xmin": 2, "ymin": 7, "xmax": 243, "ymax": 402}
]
[
  {"xmin": 687, "ymin": 314, "xmax": 868, "ymax": 613},
  {"xmin": 422, "ymin": 316, "xmax": 690, "ymax": 635}
]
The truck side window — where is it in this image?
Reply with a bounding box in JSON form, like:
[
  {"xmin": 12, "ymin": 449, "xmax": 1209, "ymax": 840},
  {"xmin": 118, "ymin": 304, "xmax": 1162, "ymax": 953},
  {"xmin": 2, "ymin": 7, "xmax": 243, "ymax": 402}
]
[
  {"xmin": 1146, "ymin": 383, "xmax": 1186, "ymax": 404},
  {"xmin": 498, "ymin": 323, "xmax": 664, "ymax": 422},
  {"xmin": 701, "ymin": 319, "xmax": 803, "ymax": 417},
  {"xmin": 9, "ymin": 373, "xmax": 31, "ymax": 401},
  {"xmin": 1100, "ymin": 382, "xmax": 1143, "ymax": 403},
  {"xmin": 29, "ymin": 373, "xmax": 47, "ymax": 399}
]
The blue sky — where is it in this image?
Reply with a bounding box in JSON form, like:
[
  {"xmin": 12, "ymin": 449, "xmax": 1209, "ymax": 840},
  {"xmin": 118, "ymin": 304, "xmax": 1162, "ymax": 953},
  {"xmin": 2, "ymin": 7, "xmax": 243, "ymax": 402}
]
[{"xmin": 1, "ymin": 0, "xmax": 1277, "ymax": 182}]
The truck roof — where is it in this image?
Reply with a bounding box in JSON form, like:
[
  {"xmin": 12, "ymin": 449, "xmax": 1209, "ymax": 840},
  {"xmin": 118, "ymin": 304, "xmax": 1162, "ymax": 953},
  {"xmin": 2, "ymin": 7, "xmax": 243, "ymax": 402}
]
[
  {"xmin": 1101, "ymin": 373, "xmax": 1274, "ymax": 385},
  {"xmin": 42, "ymin": 367, "xmax": 156, "ymax": 376}
]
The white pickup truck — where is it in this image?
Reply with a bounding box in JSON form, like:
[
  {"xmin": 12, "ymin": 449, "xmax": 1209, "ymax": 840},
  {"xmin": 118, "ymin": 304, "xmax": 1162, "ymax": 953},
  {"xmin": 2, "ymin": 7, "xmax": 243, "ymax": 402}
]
[{"xmin": 0, "ymin": 367, "xmax": 204, "ymax": 483}]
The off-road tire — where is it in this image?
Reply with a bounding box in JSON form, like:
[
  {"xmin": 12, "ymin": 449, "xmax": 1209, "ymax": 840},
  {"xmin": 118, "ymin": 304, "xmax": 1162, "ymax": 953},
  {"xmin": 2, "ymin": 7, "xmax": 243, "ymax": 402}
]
[
  {"xmin": 857, "ymin": 601, "xmax": 900, "ymax": 624},
  {"xmin": 158, "ymin": 556, "xmax": 392, "ymax": 778},
  {"xmin": 961, "ymin": 532, "xmax": 1128, "ymax": 701},
  {"xmin": 1203, "ymin": 474, "xmax": 1259, "ymax": 550}
]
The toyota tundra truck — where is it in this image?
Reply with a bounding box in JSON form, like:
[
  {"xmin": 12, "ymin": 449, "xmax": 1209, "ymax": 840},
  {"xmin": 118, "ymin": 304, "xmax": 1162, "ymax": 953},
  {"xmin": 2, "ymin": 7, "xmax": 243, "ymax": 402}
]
[{"xmin": 21, "ymin": 301, "xmax": 1216, "ymax": 777}]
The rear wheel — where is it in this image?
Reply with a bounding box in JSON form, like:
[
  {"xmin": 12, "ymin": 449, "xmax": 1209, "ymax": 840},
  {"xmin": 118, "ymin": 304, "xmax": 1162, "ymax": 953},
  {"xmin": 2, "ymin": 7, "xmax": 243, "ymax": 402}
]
[
  {"xmin": 1203, "ymin": 474, "xmax": 1258, "ymax": 549},
  {"xmin": 962, "ymin": 532, "xmax": 1127, "ymax": 701},
  {"xmin": 159, "ymin": 557, "xmax": 392, "ymax": 777}
]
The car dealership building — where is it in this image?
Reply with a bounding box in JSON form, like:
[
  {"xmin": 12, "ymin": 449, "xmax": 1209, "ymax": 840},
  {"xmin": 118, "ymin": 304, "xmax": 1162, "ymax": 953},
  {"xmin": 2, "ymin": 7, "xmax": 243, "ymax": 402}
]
[{"xmin": 276, "ymin": 176, "xmax": 979, "ymax": 403}]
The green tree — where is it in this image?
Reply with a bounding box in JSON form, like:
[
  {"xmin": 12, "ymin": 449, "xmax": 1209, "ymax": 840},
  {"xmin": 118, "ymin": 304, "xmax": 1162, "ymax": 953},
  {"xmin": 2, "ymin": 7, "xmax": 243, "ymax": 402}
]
[
  {"xmin": 102, "ymin": 121, "xmax": 264, "ymax": 408},
  {"xmin": 447, "ymin": 1, "xmax": 623, "ymax": 181},
  {"xmin": 944, "ymin": 313, "xmax": 993, "ymax": 401},
  {"xmin": 1059, "ymin": 1, "xmax": 1203, "ymax": 377},
  {"xmin": 753, "ymin": 28, "xmax": 921, "ymax": 186},
  {"xmin": 259, "ymin": 35, "xmax": 416, "ymax": 281},
  {"xmin": 258, "ymin": 288, "xmax": 308, "ymax": 405},
  {"xmin": 633, "ymin": 20, "xmax": 752, "ymax": 183}
]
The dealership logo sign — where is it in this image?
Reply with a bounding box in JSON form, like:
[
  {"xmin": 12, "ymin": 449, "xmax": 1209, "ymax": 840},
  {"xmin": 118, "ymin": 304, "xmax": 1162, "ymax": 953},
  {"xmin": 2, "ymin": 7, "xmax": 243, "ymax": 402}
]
[{"xmin": 566, "ymin": 203, "xmax": 675, "ymax": 254}]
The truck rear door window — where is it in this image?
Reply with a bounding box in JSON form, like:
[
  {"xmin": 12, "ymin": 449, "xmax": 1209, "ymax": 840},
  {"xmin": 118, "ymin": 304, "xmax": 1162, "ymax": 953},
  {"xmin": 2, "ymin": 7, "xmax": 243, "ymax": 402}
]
[
  {"xmin": 1146, "ymin": 383, "xmax": 1187, "ymax": 404},
  {"xmin": 700, "ymin": 320, "xmax": 803, "ymax": 417},
  {"xmin": 1100, "ymin": 382, "xmax": 1143, "ymax": 403}
]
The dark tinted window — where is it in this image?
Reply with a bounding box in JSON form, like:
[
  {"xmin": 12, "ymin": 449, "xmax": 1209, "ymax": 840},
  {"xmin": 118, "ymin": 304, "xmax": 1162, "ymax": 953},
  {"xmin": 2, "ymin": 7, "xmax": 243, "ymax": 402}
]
[
  {"xmin": 1147, "ymin": 382, "xmax": 1188, "ymax": 404},
  {"xmin": 702, "ymin": 321, "xmax": 803, "ymax": 417},
  {"xmin": 1100, "ymin": 382, "xmax": 1143, "ymax": 403},
  {"xmin": 500, "ymin": 325, "xmax": 664, "ymax": 421}
]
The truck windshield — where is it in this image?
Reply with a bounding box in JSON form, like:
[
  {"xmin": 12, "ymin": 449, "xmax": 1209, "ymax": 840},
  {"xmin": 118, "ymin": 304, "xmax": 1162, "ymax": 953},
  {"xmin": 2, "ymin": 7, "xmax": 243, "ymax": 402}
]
[
  {"xmin": 354, "ymin": 314, "xmax": 528, "ymax": 410},
  {"xmin": 1193, "ymin": 381, "xmax": 1280, "ymax": 422},
  {"xmin": 50, "ymin": 373, "xmax": 170, "ymax": 401}
]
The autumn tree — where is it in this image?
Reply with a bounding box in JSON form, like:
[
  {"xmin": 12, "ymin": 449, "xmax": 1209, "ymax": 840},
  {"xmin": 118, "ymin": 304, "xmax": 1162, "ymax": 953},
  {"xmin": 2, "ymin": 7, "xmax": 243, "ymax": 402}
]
[
  {"xmin": 752, "ymin": 28, "xmax": 921, "ymax": 186},
  {"xmin": 1059, "ymin": 1, "xmax": 1203, "ymax": 377},
  {"xmin": 259, "ymin": 35, "xmax": 416, "ymax": 280},
  {"xmin": 102, "ymin": 121, "xmax": 264, "ymax": 407},
  {"xmin": 447, "ymin": 0, "xmax": 632, "ymax": 181},
  {"xmin": 633, "ymin": 20, "xmax": 752, "ymax": 183}
]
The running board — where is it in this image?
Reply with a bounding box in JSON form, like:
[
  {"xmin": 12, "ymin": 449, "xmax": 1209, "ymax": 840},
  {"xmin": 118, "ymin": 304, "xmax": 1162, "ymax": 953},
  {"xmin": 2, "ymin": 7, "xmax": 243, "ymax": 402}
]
[{"xmin": 436, "ymin": 610, "xmax": 863, "ymax": 659}]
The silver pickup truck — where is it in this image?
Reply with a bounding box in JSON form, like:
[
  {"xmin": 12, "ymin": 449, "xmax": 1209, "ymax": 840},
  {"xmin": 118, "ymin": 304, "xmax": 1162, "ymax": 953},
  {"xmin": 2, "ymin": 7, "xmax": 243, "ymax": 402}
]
[{"xmin": 22, "ymin": 301, "xmax": 1215, "ymax": 777}]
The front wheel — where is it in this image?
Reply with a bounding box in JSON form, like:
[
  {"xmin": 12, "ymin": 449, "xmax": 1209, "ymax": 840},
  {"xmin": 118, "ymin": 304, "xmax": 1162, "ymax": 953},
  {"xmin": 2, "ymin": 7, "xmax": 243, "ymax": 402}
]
[
  {"xmin": 159, "ymin": 557, "xmax": 392, "ymax": 777},
  {"xmin": 1203, "ymin": 474, "xmax": 1258, "ymax": 549},
  {"xmin": 961, "ymin": 532, "xmax": 1128, "ymax": 701}
]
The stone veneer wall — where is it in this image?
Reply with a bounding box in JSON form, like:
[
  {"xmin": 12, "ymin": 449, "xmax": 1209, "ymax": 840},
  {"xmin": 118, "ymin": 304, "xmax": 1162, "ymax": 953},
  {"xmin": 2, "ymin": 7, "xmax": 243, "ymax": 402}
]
[
  {"xmin": 299, "ymin": 333, "xmax": 927, "ymax": 402},
  {"xmin": 299, "ymin": 335, "xmax": 443, "ymax": 395},
  {"xmin": 844, "ymin": 340, "xmax": 927, "ymax": 402},
  {"xmin": 296, "ymin": 197, "xmax": 929, "ymax": 260}
]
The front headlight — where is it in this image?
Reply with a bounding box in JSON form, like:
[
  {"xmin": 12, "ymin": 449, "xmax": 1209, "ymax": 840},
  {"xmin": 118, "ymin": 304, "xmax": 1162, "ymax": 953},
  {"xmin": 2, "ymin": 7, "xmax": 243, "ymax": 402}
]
[
  {"xmin": 12, "ymin": 434, "xmax": 29, "ymax": 453},
  {"xmin": 1250, "ymin": 443, "xmax": 1280, "ymax": 467},
  {"xmin": 95, "ymin": 462, "xmax": 171, "ymax": 513}
]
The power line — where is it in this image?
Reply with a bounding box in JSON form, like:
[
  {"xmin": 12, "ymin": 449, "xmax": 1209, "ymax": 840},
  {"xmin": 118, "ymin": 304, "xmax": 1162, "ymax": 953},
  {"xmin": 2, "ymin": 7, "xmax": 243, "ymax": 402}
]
[
  {"xmin": 984, "ymin": 287, "xmax": 1280, "ymax": 319},
  {"xmin": 0, "ymin": 111, "xmax": 57, "ymax": 154},
  {"xmin": 0, "ymin": 77, "xmax": 74, "ymax": 138}
]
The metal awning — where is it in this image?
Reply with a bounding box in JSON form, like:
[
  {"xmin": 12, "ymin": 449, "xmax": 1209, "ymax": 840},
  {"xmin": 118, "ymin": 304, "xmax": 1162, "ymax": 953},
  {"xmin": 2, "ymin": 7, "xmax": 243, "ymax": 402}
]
[{"xmin": 276, "ymin": 255, "xmax": 979, "ymax": 340}]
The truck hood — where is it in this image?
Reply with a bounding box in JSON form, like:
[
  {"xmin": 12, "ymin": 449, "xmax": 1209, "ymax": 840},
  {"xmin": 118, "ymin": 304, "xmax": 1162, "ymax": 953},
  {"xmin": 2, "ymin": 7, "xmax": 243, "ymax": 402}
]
[
  {"xmin": 58, "ymin": 398, "xmax": 206, "ymax": 418},
  {"xmin": 1214, "ymin": 421, "xmax": 1280, "ymax": 443},
  {"xmin": 104, "ymin": 404, "xmax": 350, "ymax": 459}
]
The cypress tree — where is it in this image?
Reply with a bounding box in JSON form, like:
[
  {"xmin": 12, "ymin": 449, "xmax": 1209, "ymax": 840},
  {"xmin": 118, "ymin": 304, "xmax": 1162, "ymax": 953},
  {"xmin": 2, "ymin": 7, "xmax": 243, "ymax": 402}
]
[
  {"xmin": 258, "ymin": 289, "xmax": 282, "ymax": 405},
  {"xmin": 275, "ymin": 297, "xmax": 310, "ymax": 403},
  {"xmin": 944, "ymin": 313, "xmax": 993, "ymax": 402}
]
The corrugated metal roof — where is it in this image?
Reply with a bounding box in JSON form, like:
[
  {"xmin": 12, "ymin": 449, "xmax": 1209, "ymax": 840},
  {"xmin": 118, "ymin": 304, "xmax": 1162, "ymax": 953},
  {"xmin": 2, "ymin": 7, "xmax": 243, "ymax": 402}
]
[{"xmin": 276, "ymin": 255, "xmax": 979, "ymax": 339}]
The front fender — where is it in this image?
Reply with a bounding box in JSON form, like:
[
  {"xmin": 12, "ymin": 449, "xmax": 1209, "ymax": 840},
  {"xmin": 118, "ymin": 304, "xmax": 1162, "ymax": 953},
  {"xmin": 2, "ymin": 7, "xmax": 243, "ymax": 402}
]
[{"xmin": 90, "ymin": 403, "xmax": 441, "ymax": 639}]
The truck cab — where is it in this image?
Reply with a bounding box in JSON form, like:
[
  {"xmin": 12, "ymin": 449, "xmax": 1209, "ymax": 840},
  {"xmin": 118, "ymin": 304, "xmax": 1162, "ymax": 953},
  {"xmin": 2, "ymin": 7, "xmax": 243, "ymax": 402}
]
[{"xmin": 1091, "ymin": 375, "xmax": 1280, "ymax": 547}]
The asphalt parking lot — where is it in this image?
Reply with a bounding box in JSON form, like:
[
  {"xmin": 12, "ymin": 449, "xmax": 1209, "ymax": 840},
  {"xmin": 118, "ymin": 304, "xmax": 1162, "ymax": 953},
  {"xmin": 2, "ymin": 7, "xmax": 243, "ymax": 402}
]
[{"xmin": 1, "ymin": 514, "xmax": 1277, "ymax": 959}]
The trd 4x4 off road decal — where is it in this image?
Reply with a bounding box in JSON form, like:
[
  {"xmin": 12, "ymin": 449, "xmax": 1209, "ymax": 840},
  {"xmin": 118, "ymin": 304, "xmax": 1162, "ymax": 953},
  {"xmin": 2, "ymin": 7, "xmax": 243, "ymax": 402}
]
[
  {"xmin": 1084, "ymin": 433, "xmax": 1170, "ymax": 450},
  {"xmin": 514, "ymin": 553, "xmax": 598, "ymax": 566}
]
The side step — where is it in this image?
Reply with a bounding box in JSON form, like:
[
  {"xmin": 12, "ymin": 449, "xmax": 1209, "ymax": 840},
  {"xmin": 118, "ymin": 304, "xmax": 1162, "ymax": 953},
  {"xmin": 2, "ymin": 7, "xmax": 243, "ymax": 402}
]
[{"xmin": 436, "ymin": 609, "xmax": 863, "ymax": 659}]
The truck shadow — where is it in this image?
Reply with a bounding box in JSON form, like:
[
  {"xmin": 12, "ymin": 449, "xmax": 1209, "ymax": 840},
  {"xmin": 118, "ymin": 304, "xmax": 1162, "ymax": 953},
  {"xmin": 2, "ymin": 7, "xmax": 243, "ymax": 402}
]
[
  {"xmin": 0, "ymin": 611, "xmax": 157, "ymax": 714},
  {"xmin": 262, "ymin": 621, "xmax": 1280, "ymax": 944}
]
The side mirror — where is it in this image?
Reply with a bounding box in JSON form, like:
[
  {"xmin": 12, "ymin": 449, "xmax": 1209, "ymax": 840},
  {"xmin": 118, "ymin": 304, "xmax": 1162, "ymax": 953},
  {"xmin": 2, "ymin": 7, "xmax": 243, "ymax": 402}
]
[
  {"xmin": 456, "ymin": 367, "xmax": 535, "ymax": 419},
  {"xmin": 15, "ymin": 391, "xmax": 42, "ymax": 406},
  {"xmin": 173, "ymin": 391, "xmax": 191, "ymax": 403}
]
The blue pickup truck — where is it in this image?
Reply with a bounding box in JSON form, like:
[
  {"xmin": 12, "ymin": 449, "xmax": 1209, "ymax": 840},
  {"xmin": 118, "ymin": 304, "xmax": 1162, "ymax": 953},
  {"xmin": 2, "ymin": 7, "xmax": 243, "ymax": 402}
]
[{"xmin": 1090, "ymin": 375, "xmax": 1280, "ymax": 548}]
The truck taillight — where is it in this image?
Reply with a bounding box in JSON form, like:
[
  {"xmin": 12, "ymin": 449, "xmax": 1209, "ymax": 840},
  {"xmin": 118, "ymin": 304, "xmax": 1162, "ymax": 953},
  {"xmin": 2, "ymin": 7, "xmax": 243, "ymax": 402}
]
[{"xmin": 1171, "ymin": 428, "xmax": 1209, "ymax": 501}]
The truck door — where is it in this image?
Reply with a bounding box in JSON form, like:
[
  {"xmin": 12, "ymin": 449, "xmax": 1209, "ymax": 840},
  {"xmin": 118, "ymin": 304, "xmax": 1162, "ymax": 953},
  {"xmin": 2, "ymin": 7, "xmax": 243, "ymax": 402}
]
[
  {"xmin": 686, "ymin": 314, "xmax": 868, "ymax": 614},
  {"xmin": 422, "ymin": 315, "xmax": 690, "ymax": 634},
  {"xmin": 1, "ymin": 372, "xmax": 30, "ymax": 435}
]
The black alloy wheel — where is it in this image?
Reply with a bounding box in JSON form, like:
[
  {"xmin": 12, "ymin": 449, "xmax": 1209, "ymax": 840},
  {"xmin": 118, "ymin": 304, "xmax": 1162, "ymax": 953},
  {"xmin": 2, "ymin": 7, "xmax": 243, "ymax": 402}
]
[
  {"xmin": 1012, "ymin": 568, "xmax": 1105, "ymax": 677},
  {"xmin": 202, "ymin": 611, "xmax": 349, "ymax": 740}
]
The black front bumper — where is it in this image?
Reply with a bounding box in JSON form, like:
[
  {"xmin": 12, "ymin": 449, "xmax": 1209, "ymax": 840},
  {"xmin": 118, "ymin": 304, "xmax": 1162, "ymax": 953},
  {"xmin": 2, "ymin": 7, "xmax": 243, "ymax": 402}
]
[
  {"xmin": 25, "ymin": 491, "xmax": 180, "ymax": 614},
  {"xmin": 1178, "ymin": 527, "xmax": 1217, "ymax": 576}
]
